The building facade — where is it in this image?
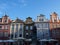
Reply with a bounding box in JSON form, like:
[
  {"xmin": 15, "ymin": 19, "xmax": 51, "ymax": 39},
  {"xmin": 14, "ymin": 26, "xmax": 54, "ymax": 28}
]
[
  {"xmin": 10, "ymin": 18, "xmax": 24, "ymax": 45},
  {"xmin": 24, "ymin": 17, "xmax": 37, "ymax": 45},
  {"xmin": 49, "ymin": 12, "xmax": 60, "ymax": 44},
  {"xmin": 35, "ymin": 14, "xmax": 50, "ymax": 40},
  {"xmin": 0, "ymin": 15, "xmax": 11, "ymax": 45}
]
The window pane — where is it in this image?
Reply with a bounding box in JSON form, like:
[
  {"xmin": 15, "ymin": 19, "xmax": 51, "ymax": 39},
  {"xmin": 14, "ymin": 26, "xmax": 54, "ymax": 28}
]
[
  {"xmin": 19, "ymin": 34, "xmax": 22, "ymax": 37},
  {"xmin": 0, "ymin": 32, "xmax": 3, "ymax": 37},
  {"xmin": 39, "ymin": 24, "xmax": 42, "ymax": 28},
  {"xmin": 20, "ymin": 24, "xmax": 23, "ymax": 28},
  {"xmin": 4, "ymin": 25, "xmax": 8, "ymax": 29},
  {"xmin": 15, "ymin": 33, "xmax": 17, "ymax": 38},
  {"xmin": 16, "ymin": 24, "xmax": 18, "ymax": 33},
  {"xmin": 20, "ymin": 24, "xmax": 23, "ymax": 30},
  {"xmin": 39, "ymin": 19, "xmax": 44, "ymax": 21},
  {"xmin": 37, "ymin": 24, "xmax": 39, "ymax": 28},
  {"xmin": 0, "ymin": 19, "xmax": 2, "ymax": 22},
  {"xmin": 30, "ymin": 26, "xmax": 33, "ymax": 30},
  {"xmin": 26, "ymin": 26, "xmax": 28, "ymax": 30},
  {"xmin": 5, "ymin": 20, "xmax": 7, "ymax": 22},
  {"xmin": 16, "ymin": 24, "xmax": 18, "ymax": 30},
  {"xmin": 11, "ymin": 34, "xmax": 13, "ymax": 39},
  {"xmin": 4, "ymin": 32, "xmax": 8, "ymax": 37},
  {"xmin": 12, "ymin": 24, "xmax": 14, "ymax": 30},
  {"xmin": 0, "ymin": 26, "xmax": 2, "ymax": 29},
  {"xmin": 26, "ymin": 33, "xmax": 28, "ymax": 35}
]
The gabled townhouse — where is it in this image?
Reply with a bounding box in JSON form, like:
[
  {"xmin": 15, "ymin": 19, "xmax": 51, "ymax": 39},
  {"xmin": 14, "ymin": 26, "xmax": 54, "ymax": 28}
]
[
  {"xmin": 10, "ymin": 18, "xmax": 24, "ymax": 45},
  {"xmin": 49, "ymin": 12, "xmax": 60, "ymax": 45},
  {"xmin": 35, "ymin": 14, "xmax": 50, "ymax": 40},
  {"xmin": 24, "ymin": 17, "xmax": 37, "ymax": 45},
  {"xmin": 0, "ymin": 15, "xmax": 11, "ymax": 45}
]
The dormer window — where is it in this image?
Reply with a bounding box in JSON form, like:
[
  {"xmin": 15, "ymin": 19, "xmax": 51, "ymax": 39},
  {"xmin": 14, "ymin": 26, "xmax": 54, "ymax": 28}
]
[{"xmin": 39, "ymin": 19, "xmax": 44, "ymax": 21}]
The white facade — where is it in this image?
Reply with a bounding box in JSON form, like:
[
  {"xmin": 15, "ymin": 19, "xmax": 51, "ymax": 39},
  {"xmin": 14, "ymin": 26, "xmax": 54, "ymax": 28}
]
[
  {"xmin": 35, "ymin": 14, "xmax": 50, "ymax": 39},
  {"xmin": 10, "ymin": 19, "xmax": 24, "ymax": 39}
]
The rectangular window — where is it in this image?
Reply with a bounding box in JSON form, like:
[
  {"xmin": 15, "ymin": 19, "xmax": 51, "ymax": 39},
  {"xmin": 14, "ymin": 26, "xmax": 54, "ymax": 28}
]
[
  {"xmin": 57, "ymin": 24, "xmax": 60, "ymax": 27},
  {"xmin": 0, "ymin": 32, "xmax": 3, "ymax": 37},
  {"xmin": 26, "ymin": 33, "xmax": 28, "ymax": 35},
  {"xmin": 37, "ymin": 24, "xmax": 39, "ymax": 28},
  {"xmin": 11, "ymin": 34, "xmax": 13, "ymax": 39},
  {"xmin": 16, "ymin": 24, "xmax": 18, "ymax": 29},
  {"xmin": 0, "ymin": 19, "xmax": 2, "ymax": 22},
  {"xmin": 20, "ymin": 24, "xmax": 23, "ymax": 30},
  {"xmin": 26, "ymin": 33, "xmax": 29, "ymax": 38},
  {"xmin": 39, "ymin": 24, "xmax": 42, "ymax": 28},
  {"xmin": 43, "ymin": 23, "xmax": 48, "ymax": 28},
  {"xmin": 16, "ymin": 24, "xmax": 18, "ymax": 32},
  {"xmin": 4, "ymin": 32, "xmax": 8, "ymax": 37},
  {"xmin": 12, "ymin": 24, "xmax": 14, "ymax": 30},
  {"xmin": 39, "ymin": 19, "xmax": 44, "ymax": 21},
  {"xmin": 26, "ymin": 26, "xmax": 28, "ymax": 30},
  {"xmin": 19, "ymin": 34, "xmax": 22, "ymax": 37},
  {"xmin": 5, "ymin": 20, "xmax": 7, "ymax": 22},
  {"xmin": 30, "ymin": 26, "xmax": 33, "ymax": 30},
  {"xmin": 4, "ymin": 18, "xmax": 7, "ymax": 23},
  {"xmin": 0, "ymin": 26, "xmax": 2, "ymax": 29},
  {"xmin": 11, "ymin": 24, "xmax": 14, "ymax": 35},
  {"xmin": 15, "ymin": 33, "xmax": 17, "ymax": 38},
  {"xmin": 52, "ymin": 30, "xmax": 56, "ymax": 37},
  {"xmin": 4, "ymin": 25, "xmax": 8, "ymax": 29},
  {"xmin": 20, "ymin": 24, "xmax": 23, "ymax": 28}
]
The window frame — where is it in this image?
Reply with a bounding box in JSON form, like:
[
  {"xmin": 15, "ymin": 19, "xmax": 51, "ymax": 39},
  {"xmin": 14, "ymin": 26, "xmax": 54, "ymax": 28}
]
[{"xmin": 26, "ymin": 26, "xmax": 28, "ymax": 30}]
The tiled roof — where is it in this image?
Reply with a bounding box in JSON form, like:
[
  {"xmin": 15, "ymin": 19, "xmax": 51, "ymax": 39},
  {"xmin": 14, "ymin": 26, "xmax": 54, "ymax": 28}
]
[
  {"xmin": 26, "ymin": 17, "xmax": 32, "ymax": 19},
  {"xmin": 12, "ymin": 18, "xmax": 24, "ymax": 23},
  {"xmin": 53, "ymin": 12, "xmax": 57, "ymax": 15},
  {"xmin": 37, "ymin": 14, "xmax": 45, "ymax": 17},
  {"xmin": 51, "ymin": 12, "xmax": 57, "ymax": 15},
  {"xmin": 40, "ymin": 14, "xmax": 45, "ymax": 16},
  {"xmin": 25, "ymin": 17, "xmax": 34, "ymax": 24},
  {"xmin": 4, "ymin": 15, "xmax": 8, "ymax": 17}
]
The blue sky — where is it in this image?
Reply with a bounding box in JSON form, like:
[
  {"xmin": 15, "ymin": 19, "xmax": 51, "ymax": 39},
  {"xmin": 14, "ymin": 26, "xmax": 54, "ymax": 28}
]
[{"xmin": 0, "ymin": 0, "xmax": 60, "ymax": 20}]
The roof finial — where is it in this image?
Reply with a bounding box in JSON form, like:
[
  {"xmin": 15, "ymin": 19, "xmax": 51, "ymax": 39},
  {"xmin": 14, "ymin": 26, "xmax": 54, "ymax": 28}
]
[
  {"xmin": 40, "ymin": 14, "xmax": 45, "ymax": 16},
  {"xmin": 4, "ymin": 11, "xmax": 8, "ymax": 16},
  {"xmin": 53, "ymin": 12, "xmax": 57, "ymax": 15}
]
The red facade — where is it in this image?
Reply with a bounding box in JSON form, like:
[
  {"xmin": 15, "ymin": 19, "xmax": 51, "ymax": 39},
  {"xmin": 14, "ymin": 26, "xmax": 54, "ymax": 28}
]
[
  {"xmin": 0, "ymin": 15, "xmax": 11, "ymax": 40},
  {"xmin": 49, "ymin": 12, "xmax": 60, "ymax": 44}
]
